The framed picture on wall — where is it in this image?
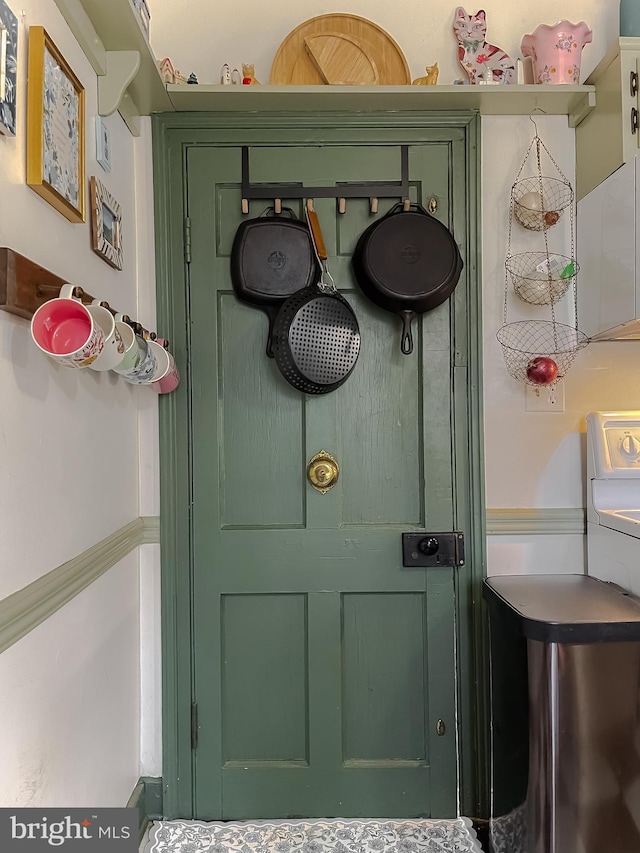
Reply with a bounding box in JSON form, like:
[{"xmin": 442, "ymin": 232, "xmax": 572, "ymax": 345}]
[
  {"xmin": 26, "ymin": 26, "xmax": 85, "ymax": 222},
  {"xmin": 95, "ymin": 116, "xmax": 111, "ymax": 172},
  {"xmin": 0, "ymin": 0, "xmax": 18, "ymax": 136},
  {"xmin": 90, "ymin": 176, "xmax": 123, "ymax": 269}
]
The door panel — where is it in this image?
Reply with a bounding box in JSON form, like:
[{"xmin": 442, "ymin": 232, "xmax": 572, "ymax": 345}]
[
  {"xmin": 337, "ymin": 293, "xmax": 422, "ymax": 526},
  {"xmin": 222, "ymin": 594, "xmax": 308, "ymax": 761},
  {"xmin": 342, "ymin": 592, "xmax": 427, "ymax": 761},
  {"xmin": 187, "ymin": 141, "xmax": 460, "ymax": 820},
  {"xmin": 220, "ymin": 298, "xmax": 304, "ymax": 528}
]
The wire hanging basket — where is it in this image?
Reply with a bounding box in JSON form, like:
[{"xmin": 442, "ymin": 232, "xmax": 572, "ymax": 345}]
[
  {"xmin": 512, "ymin": 176, "xmax": 574, "ymax": 231},
  {"xmin": 505, "ymin": 252, "xmax": 579, "ymax": 306},
  {"xmin": 496, "ymin": 320, "xmax": 589, "ymax": 386},
  {"xmin": 498, "ymin": 118, "xmax": 589, "ymax": 388}
]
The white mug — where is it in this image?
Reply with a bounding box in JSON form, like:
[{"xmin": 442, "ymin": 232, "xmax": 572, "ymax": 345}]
[
  {"xmin": 112, "ymin": 314, "xmax": 142, "ymax": 376},
  {"xmin": 87, "ymin": 300, "xmax": 125, "ymax": 372}
]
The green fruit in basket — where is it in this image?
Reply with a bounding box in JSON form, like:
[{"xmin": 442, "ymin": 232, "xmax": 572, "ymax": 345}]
[
  {"xmin": 560, "ymin": 261, "xmax": 576, "ymax": 279},
  {"xmin": 526, "ymin": 356, "xmax": 559, "ymax": 385}
]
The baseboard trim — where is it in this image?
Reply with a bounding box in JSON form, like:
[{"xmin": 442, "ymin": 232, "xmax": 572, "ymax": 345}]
[
  {"xmin": 486, "ymin": 507, "xmax": 586, "ymax": 536},
  {"xmin": 0, "ymin": 516, "xmax": 160, "ymax": 656},
  {"xmin": 127, "ymin": 776, "xmax": 163, "ymax": 840}
]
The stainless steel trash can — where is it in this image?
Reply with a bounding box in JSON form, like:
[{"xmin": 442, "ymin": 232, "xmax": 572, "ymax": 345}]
[{"xmin": 484, "ymin": 574, "xmax": 640, "ymax": 853}]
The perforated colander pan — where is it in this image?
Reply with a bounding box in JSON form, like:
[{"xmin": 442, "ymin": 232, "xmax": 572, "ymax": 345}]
[{"xmin": 272, "ymin": 286, "xmax": 360, "ymax": 394}]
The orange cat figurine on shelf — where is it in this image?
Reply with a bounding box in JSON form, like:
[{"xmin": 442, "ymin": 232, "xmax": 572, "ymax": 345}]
[
  {"xmin": 412, "ymin": 63, "xmax": 439, "ymax": 85},
  {"xmin": 242, "ymin": 64, "xmax": 260, "ymax": 85}
]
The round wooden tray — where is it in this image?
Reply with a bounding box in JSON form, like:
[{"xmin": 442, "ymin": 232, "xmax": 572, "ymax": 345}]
[{"xmin": 270, "ymin": 14, "xmax": 411, "ymax": 85}]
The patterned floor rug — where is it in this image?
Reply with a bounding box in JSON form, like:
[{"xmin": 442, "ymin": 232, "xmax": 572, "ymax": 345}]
[{"xmin": 143, "ymin": 818, "xmax": 484, "ymax": 853}]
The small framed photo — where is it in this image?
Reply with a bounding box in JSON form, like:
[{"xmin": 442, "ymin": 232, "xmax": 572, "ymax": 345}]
[
  {"xmin": 95, "ymin": 115, "xmax": 111, "ymax": 172},
  {"xmin": 26, "ymin": 26, "xmax": 85, "ymax": 222},
  {"xmin": 90, "ymin": 176, "xmax": 123, "ymax": 269},
  {"xmin": 0, "ymin": 0, "xmax": 18, "ymax": 136}
]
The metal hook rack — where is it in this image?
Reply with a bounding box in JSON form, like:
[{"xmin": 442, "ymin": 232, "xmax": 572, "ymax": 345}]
[{"xmin": 241, "ymin": 145, "xmax": 411, "ymax": 215}]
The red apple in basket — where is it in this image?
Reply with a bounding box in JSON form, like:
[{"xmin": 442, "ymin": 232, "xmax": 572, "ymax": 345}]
[{"xmin": 526, "ymin": 356, "xmax": 559, "ymax": 386}]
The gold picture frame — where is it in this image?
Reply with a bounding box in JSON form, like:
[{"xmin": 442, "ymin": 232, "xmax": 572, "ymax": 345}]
[
  {"xmin": 26, "ymin": 26, "xmax": 85, "ymax": 223},
  {"xmin": 90, "ymin": 176, "xmax": 123, "ymax": 269}
]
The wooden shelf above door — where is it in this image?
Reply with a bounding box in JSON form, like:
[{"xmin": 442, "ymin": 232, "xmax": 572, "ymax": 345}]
[
  {"xmin": 53, "ymin": 0, "xmax": 171, "ymax": 135},
  {"xmin": 166, "ymin": 83, "xmax": 596, "ymax": 127},
  {"xmin": 51, "ymin": 0, "xmax": 596, "ymax": 131}
]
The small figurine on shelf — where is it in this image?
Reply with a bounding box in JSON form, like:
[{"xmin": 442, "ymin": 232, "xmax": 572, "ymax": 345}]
[
  {"xmin": 412, "ymin": 63, "xmax": 439, "ymax": 85},
  {"xmin": 242, "ymin": 64, "xmax": 260, "ymax": 85},
  {"xmin": 187, "ymin": 73, "xmax": 198, "ymax": 84},
  {"xmin": 159, "ymin": 57, "xmax": 177, "ymax": 84},
  {"xmin": 159, "ymin": 57, "xmax": 188, "ymax": 84},
  {"xmin": 220, "ymin": 63, "xmax": 231, "ymax": 85},
  {"xmin": 453, "ymin": 7, "xmax": 515, "ymax": 84}
]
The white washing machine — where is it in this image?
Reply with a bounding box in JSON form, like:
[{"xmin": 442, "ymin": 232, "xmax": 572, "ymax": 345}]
[{"xmin": 587, "ymin": 411, "xmax": 640, "ymax": 595}]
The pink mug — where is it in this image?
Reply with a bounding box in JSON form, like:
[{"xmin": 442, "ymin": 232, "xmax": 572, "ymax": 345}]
[
  {"xmin": 30, "ymin": 284, "xmax": 105, "ymax": 368},
  {"xmin": 154, "ymin": 352, "xmax": 180, "ymax": 394}
]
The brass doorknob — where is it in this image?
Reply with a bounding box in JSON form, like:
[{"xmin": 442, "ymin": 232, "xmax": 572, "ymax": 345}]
[{"xmin": 307, "ymin": 450, "xmax": 339, "ymax": 494}]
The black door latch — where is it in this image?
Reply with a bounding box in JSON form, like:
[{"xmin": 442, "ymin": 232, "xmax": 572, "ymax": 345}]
[{"xmin": 402, "ymin": 532, "xmax": 465, "ymax": 567}]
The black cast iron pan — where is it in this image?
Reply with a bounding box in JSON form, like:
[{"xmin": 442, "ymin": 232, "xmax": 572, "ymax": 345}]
[
  {"xmin": 231, "ymin": 207, "xmax": 320, "ymax": 357},
  {"xmin": 272, "ymin": 208, "xmax": 360, "ymax": 395},
  {"xmin": 352, "ymin": 202, "xmax": 463, "ymax": 354}
]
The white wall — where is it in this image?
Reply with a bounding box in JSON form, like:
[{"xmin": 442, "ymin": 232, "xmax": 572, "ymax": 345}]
[
  {"xmin": 0, "ymin": 555, "xmax": 139, "ymax": 807},
  {"xmin": 0, "ymin": 0, "xmax": 155, "ymax": 806}
]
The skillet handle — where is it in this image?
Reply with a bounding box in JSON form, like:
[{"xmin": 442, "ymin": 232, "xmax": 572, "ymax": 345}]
[
  {"xmin": 399, "ymin": 311, "xmax": 415, "ymax": 355},
  {"xmin": 262, "ymin": 206, "xmax": 296, "ymax": 219},
  {"xmin": 386, "ymin": 201, "xmax": 430, "ymax": 218},
  {"xmin": 305, "ymin": 208, "xmax": 328, "ymax": 262}
]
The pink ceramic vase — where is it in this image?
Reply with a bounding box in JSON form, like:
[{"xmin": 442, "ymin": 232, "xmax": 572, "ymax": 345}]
[{"xmin": 521, "ymin": 21, "xmax": 592, "ymax": 85}]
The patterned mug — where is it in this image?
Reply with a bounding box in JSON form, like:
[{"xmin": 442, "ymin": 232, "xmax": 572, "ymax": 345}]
[
  {"xmin": 87, "ymin": 300, "xmax": 125, "ymax": 372},
  {"xmin": 112, "ymin": 314, "xmax": 142, "ymax": 376},
  {"xmin": 121, "ymin": 336, "xmax": 158, "ymax": 385}
]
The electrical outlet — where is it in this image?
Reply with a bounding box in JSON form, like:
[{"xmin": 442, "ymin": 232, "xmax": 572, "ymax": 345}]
[{"xmin": 525, "ymin": 382, "xmax": 565, "ymax": 412}]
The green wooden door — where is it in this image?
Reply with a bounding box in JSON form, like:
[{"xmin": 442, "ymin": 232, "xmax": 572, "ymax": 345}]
[{"xmin": 187, "ymin": 141, "xmax": 462, "ymax": 821}]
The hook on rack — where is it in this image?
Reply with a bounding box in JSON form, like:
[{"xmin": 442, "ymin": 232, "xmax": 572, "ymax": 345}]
[{"xmin": 529, "ymin": 106, "xmax": 547, "ymax": 137}]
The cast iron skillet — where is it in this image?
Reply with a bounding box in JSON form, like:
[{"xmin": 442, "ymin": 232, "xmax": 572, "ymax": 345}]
[
  {"xmin": 231, "ymin": 207, "xmax": 320, "ymax": 357},
  {"xmin": 352, "ymin": 202, "xmax": 463, "ymax": 354}
]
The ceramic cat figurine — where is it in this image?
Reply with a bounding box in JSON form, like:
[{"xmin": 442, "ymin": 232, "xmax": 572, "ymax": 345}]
[
  {"xmin": 242, "ymin": 64, "xmax": 260, "ymax": 85},
  {"xmin": 412, "ymin": 63, "xmax": 439, "ymax": 85},
  {"xmin": 453, "ymin": 8, "xmax": 514, "ymax": 84}
]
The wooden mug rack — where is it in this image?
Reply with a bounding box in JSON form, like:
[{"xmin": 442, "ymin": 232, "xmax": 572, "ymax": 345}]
[{"xmin": 0, "ymin": 247, "xmax": 162, "ymax": 343}]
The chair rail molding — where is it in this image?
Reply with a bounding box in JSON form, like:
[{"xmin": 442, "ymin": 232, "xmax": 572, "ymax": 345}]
[
  {"xmin": 0, "ymin": 515, "xmax": 160, "ymax": 655},
  {"xmin": 486, "ymin": 507, "xmax": 586, "ymax": 535}
]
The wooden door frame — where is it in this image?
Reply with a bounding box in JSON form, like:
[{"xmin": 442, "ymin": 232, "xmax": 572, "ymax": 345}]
[{"xmin": 151, "ymin": 111, "xmax": 488, "ymax": 821}]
